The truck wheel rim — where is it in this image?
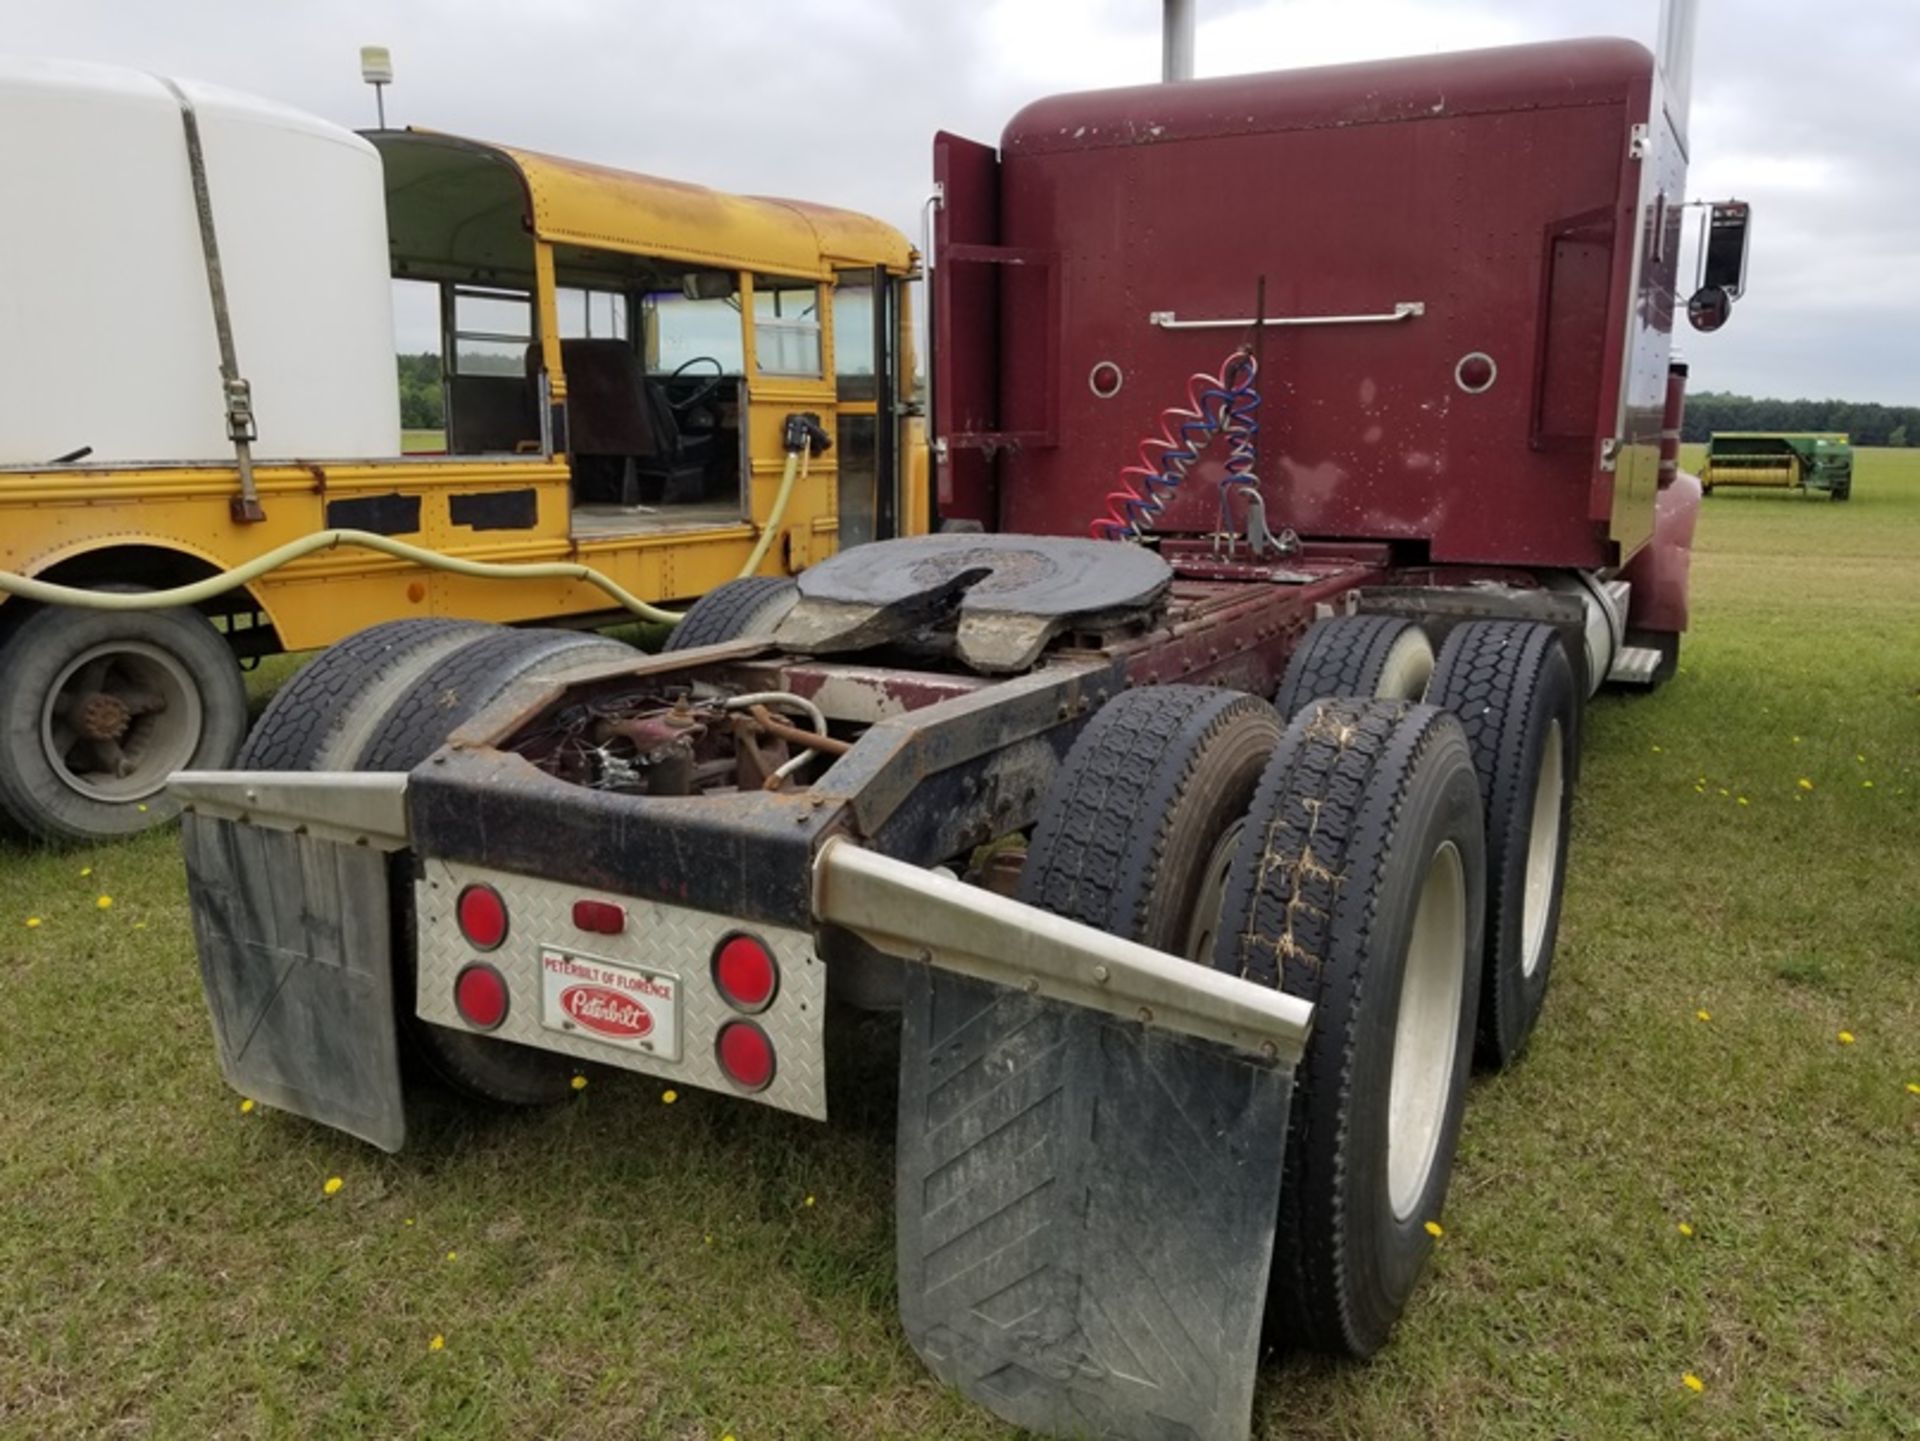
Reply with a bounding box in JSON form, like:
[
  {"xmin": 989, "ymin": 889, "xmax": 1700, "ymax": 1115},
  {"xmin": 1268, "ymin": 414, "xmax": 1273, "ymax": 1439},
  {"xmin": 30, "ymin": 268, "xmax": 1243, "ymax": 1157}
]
[
  {"xmin": 40, "ymin": 642, "xmax": 202, "ymax": 803},
  {"xmin": 1182, "ymin": 818, "xmax": 1244, "ymax": 961},
  {"xmin": 1375, "ymin": 630, "xmax": 1436, "ymax": 701},
  {"xmin": 1388, "ymin": 839, "xmax": 1467, "ymax": 1221},
  {"xmin": 1521, "ymin": 719, "xmax": 1564, "ymax": 978}
]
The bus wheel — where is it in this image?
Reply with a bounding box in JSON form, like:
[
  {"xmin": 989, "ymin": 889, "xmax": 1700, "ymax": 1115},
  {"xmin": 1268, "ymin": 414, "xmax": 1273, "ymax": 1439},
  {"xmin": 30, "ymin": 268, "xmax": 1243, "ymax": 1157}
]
[{"xmin": 0, "ymin": 601, "xmax": 246, "ymax": 844}]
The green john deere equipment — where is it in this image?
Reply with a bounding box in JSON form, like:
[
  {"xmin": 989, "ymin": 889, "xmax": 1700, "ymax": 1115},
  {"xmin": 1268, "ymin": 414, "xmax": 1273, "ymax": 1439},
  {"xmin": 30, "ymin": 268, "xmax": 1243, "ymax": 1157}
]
[{"xmin": 1701, "ymin": 432, "xmax": 1853, "ymax": 500}]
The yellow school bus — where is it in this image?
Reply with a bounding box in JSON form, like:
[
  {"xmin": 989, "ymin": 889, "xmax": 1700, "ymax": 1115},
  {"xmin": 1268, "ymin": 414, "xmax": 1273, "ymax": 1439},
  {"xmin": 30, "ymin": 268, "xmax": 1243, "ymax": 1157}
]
[{"xmin": 0, "ymin": 61, "xmax": 925, "ymax": 843}]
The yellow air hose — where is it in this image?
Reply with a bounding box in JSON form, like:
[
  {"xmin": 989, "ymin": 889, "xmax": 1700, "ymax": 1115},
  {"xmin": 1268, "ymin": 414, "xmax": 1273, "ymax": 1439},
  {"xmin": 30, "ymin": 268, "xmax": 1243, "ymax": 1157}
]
[{"xmin": 0, "ymin": 449, "xmax": 808, "ymax": 625}]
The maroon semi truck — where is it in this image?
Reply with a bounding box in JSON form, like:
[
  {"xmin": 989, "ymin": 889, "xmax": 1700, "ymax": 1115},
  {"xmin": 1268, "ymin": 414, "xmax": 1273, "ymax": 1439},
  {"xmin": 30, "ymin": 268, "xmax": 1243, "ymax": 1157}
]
[{"xmin": 173, "ymin": 11, "xmax": 1748, "ymax": 1439}]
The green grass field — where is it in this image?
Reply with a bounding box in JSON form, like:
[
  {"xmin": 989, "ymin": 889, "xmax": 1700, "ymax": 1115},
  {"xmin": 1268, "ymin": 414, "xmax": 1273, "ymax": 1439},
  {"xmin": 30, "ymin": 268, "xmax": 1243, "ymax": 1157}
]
[{"xmin": 2, "ymin": 453, "xmax": 1916, "ymax": 1439}]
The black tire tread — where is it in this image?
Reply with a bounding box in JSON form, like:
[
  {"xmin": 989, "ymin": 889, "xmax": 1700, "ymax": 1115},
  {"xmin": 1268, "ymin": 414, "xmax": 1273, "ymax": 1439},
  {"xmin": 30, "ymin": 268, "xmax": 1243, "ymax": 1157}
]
[
  {"xmin": 359, "ymin": 626, "xmax": 629, "ymax": 1107},
  {"xmin": 1214, "ymin": 698, "xmax": 1482, "ymax": 1356},
  {"xmin": 1019, "ymin": 686, "xmax": 1280, "ymax": 948},
  {"xmin": 1274, "ymin": 615, "xmax": 1424, "ymax": 719},
  {"xmin": 663, "ymin": 576, "xmax": 798, "ymax": 651},
  {"xmin": 239, "ymin": 619, "xmax": 486, "ymax": 770},
  {"xmin": 1428, "ymin": 620, "xmax": 1576, "ymax": 1066},
  {"xmin": 359, "ymin": 629, "xmax": 629, "ymax": 773}
]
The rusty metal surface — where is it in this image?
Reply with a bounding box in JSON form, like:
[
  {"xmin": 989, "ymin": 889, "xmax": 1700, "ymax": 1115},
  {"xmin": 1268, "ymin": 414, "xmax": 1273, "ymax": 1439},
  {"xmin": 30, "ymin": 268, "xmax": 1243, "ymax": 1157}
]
[{"xmin": 719, "ymin": 660, "xmax": 988, "ymax": 721}]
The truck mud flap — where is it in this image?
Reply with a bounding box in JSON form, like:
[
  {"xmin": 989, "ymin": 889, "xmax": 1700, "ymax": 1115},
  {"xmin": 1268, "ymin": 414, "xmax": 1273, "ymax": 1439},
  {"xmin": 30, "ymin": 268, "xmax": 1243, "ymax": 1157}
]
[
  {"xmin": 897, "ymin": 968, "xmax": 1292, "ymax": 1441},
  {"xmin": 180, "ymin": 815, "xmax": 405, "ymax": 1152}
]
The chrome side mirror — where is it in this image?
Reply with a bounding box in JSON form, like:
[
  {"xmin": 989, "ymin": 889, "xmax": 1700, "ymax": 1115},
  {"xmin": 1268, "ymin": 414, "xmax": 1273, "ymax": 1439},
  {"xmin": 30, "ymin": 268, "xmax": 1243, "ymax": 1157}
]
[
  {"xmin": 1686, "ymin": 200, "xmax": 1750, "ymax": 332},
  {"xmin": 1686, "ymin": 285, "xmax": 1731, "ymax": 333}
]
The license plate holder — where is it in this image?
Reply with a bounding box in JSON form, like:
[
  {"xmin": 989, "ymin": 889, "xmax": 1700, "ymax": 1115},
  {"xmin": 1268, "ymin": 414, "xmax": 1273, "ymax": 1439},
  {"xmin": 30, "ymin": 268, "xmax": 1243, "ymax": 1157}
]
[{"xmin": 539, "ymin": 948, "xmax": 682, "ymax": 1061}]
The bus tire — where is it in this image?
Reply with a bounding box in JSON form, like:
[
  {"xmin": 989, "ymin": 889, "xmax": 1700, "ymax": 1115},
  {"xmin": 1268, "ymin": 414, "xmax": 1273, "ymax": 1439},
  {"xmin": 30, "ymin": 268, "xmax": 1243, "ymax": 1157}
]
[
  {"xmin": 1214, "ymin": 699, "xmax": 1485, "ymax": 1357},
  {"xmin": 0, "ymin": 599, "xmax": 246, "ymax": 845}
]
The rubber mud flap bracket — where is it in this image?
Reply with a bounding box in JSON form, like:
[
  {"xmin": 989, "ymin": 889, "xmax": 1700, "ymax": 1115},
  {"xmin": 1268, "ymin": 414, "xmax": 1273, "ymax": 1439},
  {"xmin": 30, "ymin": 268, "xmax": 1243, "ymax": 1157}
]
[{"xmin": 896, "ymin": 968, "xmax": 1292, "ymax": 1441}]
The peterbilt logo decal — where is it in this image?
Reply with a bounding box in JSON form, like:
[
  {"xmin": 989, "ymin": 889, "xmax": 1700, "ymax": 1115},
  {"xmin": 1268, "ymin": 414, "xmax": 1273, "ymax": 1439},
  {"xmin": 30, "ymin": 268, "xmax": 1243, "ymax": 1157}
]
[{"xmin": 560, "ymin": 985, "xmax": 654, "ymax": 1039}]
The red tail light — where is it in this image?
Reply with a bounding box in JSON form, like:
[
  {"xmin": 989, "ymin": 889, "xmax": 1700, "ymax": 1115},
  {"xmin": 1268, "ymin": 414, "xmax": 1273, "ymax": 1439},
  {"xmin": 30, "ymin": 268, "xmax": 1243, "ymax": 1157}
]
[
  {"xmin": 454, "ymin": 963, "xmax": 509, "ymax": 1030},
  {"xmin": 456, "ymin": 884, "xmax": 508, "ymax": 951},
  {"xmin": 716, "ymin": 1020, "xmax": 775, "ymax": 1091},
  {"xmin": 712, "ymin": 933, "xmax": 778, "ymax": 1012},
  {"xmin": 572, "ymin": 899, "xmax": 625, "ymax": 935}
]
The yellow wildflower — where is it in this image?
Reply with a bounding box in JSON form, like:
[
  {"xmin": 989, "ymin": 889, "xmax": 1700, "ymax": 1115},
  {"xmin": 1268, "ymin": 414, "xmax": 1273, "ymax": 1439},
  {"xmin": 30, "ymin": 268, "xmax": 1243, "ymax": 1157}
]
[
  {"xmin": 1683, "ymin": 1373, "xmax": 1705, "ymax": 1393},
  {"xmin": 661, "ymin": 1089, "xmax": 678, "ymax": 1104},
  {"xmin": 95, "ymin": 895, "xmax": 113, "ymax": 910},
  {"xmin": 805, "ymin": 1195, "xmax": 816, "ymax": 1208},
  {"xmin": 1676, "ymin": 1222, "xmax": 1694, "ymax": 1237},
  {"xmin": 446, "ymin": 1250, "xmax": 457, "ymax": 1262},
  {"xmin": 1423, "ymin": 1220, "xmax": 1444, "ymax": 1238},
  {"xmin": 1737, "ymin": 797, "xmax": 1749, "ymax": 807},
  {"xmin": 428, "ymin": 1334, "xmax": 445, "ymax": 1352},
  {"xmin": 1696, "ymin": 1010, "xmax": 1711, "ymax": 1022},
  {"xmin": 80, "ymin": 866, "xmax": 92, "ymax": 878},
  {"xmin": 1906, "ymin": 1082, "xmax": 1920, "ymax": 1096},
  {"xmin": 1797, "ymin": 778, "xmax": 1813, "ymax": 791},
  {"xmin": 570, "ymin": 1074, "xmax": 588, "ymax": 1091},
  {"xmin": 25, "ymin": 917, "xmax": 41, "ymax": 929},
  {"xmin": 1837, "ymin": 1031, "xmax": 1855, "ymax": 1045},
  {"xmin": 239, "ymin": 1098, "xmax": 256, "ymax": 1114},
  {"xmin": 323, "ymin": 1176, "xmax": 344, "ymax": 1196}
]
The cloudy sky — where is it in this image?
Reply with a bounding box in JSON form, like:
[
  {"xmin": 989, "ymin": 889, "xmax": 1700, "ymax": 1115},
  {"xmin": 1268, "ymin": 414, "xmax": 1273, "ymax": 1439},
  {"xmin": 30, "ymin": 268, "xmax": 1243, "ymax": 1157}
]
[{"xmin": 10, "ymin": 0, "xmax": 1914, "ymax": 403}]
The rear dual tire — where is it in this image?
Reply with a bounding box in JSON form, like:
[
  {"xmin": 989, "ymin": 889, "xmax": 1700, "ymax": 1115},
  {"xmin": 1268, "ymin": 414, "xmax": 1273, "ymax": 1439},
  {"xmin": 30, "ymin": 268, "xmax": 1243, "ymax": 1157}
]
[
  {"xmin": 244, "ymin": 619, "xmax": 633, "ymax": 1108},
  {"xmin": 1426, "ymin": 621, "xmax": 1579, "ymax": 1069},
  {"xmin": 1025, "ymin": 688, "xmax": 1486, "ymax": 1359},
  {"xmin": 663, "ymin": 576, "xmax": 798, "ymax": 651},
  {"xmin": 1018, "ymin": 686, "xmax": 1281, "ymax": 953},
  {"xmin": 1274, "ymin": 615, "xmax": 1435, "ymax": 719},
  {"xmin": 1215, "ymin": 699, "xmax": 1486, "ymax": 1356},
  {"xmin": 1277, "ymin": 613, "xmax": 1582, "ymax": 1071}
]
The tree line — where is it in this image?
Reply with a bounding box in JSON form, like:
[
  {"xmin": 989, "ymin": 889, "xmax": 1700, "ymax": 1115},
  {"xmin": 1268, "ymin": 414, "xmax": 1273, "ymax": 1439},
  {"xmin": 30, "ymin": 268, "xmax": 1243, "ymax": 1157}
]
[
  {"xmin": 1684, "ymin": 391, "xmax": 1917, "ymax": 447},
  {"xmin": 397, "ymin": 353, "xmax": 443, "ymax": 430}
]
